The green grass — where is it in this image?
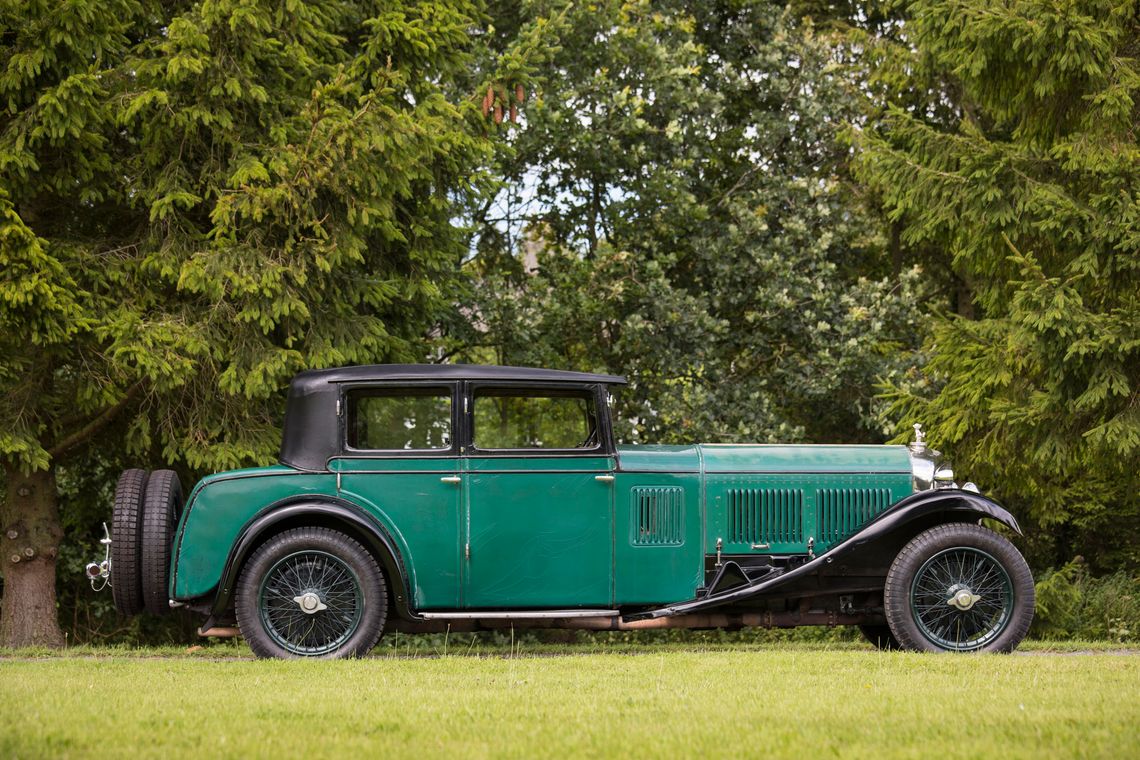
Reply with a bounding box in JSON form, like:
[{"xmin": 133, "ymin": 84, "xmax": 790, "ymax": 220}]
[{"xmin": 2, "ymin": 642, "xmax": 1138, "ymax": 758}]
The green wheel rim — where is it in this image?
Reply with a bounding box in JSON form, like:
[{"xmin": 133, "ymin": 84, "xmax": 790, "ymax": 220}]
[
  {"xmin": 910, "ymin": 546, "xmax": 1013, "ymax": 651},
  {"xmin": 258, "ymin": 550, "xmax": 364, "ymax": 656}
]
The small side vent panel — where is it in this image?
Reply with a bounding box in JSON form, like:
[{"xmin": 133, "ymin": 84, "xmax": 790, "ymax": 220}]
[
  {"xmin": 727, "ymin": 489, "xmax": 804, "ymax": 547},
  {"xmin": 631, "ymin": 487, "xmax": 684, "ymax": 546},
  {"xmin": 816, "ymin": 488, "xmax": 893, "ymax": 545}
]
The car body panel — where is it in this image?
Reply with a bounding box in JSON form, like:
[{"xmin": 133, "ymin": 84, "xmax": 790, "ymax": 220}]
[
  {"xmin": 705, "ymin": 472, "xmax": 914, "ymax": 555},
  {"xmin": 613, "ymin": 471, "xmax": 703, "ymax": 603},
  {"xmin": 332, "ymin": 456, "xmax": 461, "ymax": 609},
  {"xmin": 699, "ymin": 444, "xmax": 912, "ymax": 474},
  {"xmin": 616, "ymin": 444, "xmax": 701, "ymax": 473},
  {"xmin": 172, "ymin": 467, "xmax": 329, "ymax": 598},
  {"xmin": 463, "ymin": 456, "xmax": 614, "ymax": 607}
]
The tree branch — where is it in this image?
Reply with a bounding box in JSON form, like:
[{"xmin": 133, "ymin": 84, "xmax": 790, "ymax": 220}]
[{"xmin": 47, "ymin": 382, "xmax": 145, "ymax": 461}]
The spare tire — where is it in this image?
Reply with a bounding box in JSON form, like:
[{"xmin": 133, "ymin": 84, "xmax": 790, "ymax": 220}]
[
  {"xmin": 111, "ymin": 469, "xmax": 149, "ymax": 616},
  {"xmin": 140, "ymin": 469, "xmax": 183, "ymax": 615}
]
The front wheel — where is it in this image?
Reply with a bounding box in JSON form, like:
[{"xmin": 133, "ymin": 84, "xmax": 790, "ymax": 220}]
[
  {"xmin": 235, "ymin": 527, "xmax": 387, "ymax": 659},
  {"xmin": 884, "ymin": 523, "xmax": 1034, "ymax": 653}
]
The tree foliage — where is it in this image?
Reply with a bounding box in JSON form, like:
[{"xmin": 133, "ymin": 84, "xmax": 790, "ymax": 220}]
[
  {"xmin": 452, "ymin": 0, "xmax": 921, "ymax": 445},
  {"xmin": 0, "ymin": 0, "xmax": 504, "ymax": 473},
  {"xmin": 0, "ymin": 0, "xmax": 555, "ymax": 645},
  {"xmin": 855, "ymin": 0, "xmax": 1140, "ymax": 567}
]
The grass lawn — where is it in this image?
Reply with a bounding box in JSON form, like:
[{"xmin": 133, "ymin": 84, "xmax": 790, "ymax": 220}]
[{"xmin": 2, "ymin": 641, "xmax": 1137, "ymax": 758}]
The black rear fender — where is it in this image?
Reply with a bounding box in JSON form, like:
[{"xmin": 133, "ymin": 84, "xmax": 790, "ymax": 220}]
[{"xmin": 204, "ymin": 499, "xmax": 415, "ymax": 621}]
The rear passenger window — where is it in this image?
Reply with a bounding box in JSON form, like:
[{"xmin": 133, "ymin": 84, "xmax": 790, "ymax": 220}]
[
  {"xmin": 472, "ymin": 389, "xmax": 598, "ymax": 450},
  {"xmin": 348, "ymin": 388, "xmax": 452, "ymax": 451}
]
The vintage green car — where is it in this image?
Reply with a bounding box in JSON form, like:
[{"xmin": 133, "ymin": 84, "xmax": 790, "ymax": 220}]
[{"xmin": 92, "ymin": 364, "xmax": 1035, "ymax": 658}]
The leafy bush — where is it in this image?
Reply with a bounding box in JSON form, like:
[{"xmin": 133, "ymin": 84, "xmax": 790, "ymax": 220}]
[{"xmin": 1032, "ymin": 559, "xmax": 1139, "ymax": 643}]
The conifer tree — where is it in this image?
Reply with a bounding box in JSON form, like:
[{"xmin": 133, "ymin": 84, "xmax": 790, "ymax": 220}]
[
  {"xmin": 0, "ymin": 0, "xmax": 522, "ymax": 646},
  {"xmin": 854, "ymin": 0, "xmax": 1140, "ymax": 567}
]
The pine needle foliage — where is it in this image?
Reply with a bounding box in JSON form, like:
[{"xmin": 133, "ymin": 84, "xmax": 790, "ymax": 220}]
[
  {"xmin": 854, "ymin": 0, "xmax": 1140, "ymax": 567},
  {"xmin": 0, "ymin": 0, "xmax": 500, "ymax": 472}
]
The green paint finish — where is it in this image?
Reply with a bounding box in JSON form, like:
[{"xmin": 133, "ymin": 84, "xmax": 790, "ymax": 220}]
[
  {"xmin": 705, "ymin": 472, "xmax": 914, "ymax": 554},
  {"xmin": 614, "ymin": 473, "xmax": 703, "ymax": 604},
  {"xmin": 172, "ymin": 469, "xmax": 335, "ymax": 599},
  {"xmin": 328, "ymin": 457, "xmax": 455, "ymax": 473},
  {"xmin": 465, "ymin": 456, "xmax": 613, "ymax": 472},
  {"xmin": 616, "ymin": 445, "xmax": 701, "ymax": 473},
  {"xmin": 699, "ymin": 444, "xmax": 911, "ymax": 474},
  {"xmin": 172, "ymin": 443, "xmax": 918, "ymax": 611},
  {"xmin": 338, "ymin": 458, "xmax": 461, "ymax": 609},
  {"xmin": 463, "ymin": 457, "xmax": 614, "ymax": 608},
  {"xmin": 171, "ymin": 461, "xmax": 463, "ymax": 609}
]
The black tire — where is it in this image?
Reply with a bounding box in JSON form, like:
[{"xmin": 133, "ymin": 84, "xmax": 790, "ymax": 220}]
[
  {"xmin": 111, "ymin": 469, "xmax": 149, "ymax": 616},
  {"xmin": 235, "ymin": 527, "xmax": 387, "ymax": 659},
  {"xmin": 140, "ymin": 469, "xmax": 183, "ymax": 615},
  {"xmin": 884, "ymin": 523, "xmax": 1034, "ymax": 653},
  {"xmin": 858, "ymin": 624, "xmax": 903, "ymax": 651}
]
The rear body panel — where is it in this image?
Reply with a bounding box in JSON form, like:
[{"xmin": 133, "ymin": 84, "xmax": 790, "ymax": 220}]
[
  {"xmin": 172, "ymin": 466, "xmax": 327, "ymax": 599},
  {"xmin": 463, "ymin": 456, "xmax": 614, "ymax": 608}
]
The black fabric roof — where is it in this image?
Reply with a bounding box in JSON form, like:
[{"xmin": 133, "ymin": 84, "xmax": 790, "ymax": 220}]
[
  {"xmin": 279, "ymin": 364, "xmax": 625, "ymax": 469},
  {"xmin": 290, "ymin": 364, "xmax": 628, "ymax": 389}
]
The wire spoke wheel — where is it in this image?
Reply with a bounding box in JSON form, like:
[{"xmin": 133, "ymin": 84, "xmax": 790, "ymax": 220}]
[
  {"xmin": 259, "ymin": 550, "xmax": 364, "ymax": 656},
  {"xmin": 910, "ymin": 547, "xmax": 1012, "ymax": 651},
  {"xmin": 236, "ymin": 527, "xmax": 387, "ymax": 659},
  {"xmin": 884, "ymin": 523, "xmax": 1034, "ymax": 653}
]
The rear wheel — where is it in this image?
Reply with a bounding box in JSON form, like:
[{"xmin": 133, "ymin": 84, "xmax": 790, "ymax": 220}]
[
  {"xmin": 140, "ymin": 470, "xmax": 183, "ymax": 615},
  {"xmin": 111, "ymin": 469, "xmax": 148, "ymax": 616},
  {"xmin": 884, "ymin": 523, "xmax": 1034, "ymax": 653},
  {"xmin": 235, "ymin": 527, "xmax": 387, "ymax": 659}
]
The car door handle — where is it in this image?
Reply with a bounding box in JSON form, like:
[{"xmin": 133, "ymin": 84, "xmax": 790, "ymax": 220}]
[
  {"xmin": 595, "ymin": 475, "xmax": 615, "ymax": 483},
  {"xmin": 440, "ymin": 476, "xmax": 461, "ymax": 484}
]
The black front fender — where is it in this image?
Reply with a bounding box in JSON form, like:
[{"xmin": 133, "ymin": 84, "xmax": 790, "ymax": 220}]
[{"xmin": 625, "ymin": 489, "xmax": 1022, "ymax": 621}]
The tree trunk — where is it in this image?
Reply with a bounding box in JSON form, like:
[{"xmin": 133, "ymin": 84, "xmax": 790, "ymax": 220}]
[
  {"xmin": 0, "ymin": 464, "xmax": 66, "ymax": 648},
  {"xmin": 955, "ymin": 276, "xmax": 975, "ymax": 319}
]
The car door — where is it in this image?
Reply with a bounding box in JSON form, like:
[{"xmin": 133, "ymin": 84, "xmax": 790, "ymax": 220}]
[
  {"xmin": 462, "ymin": 384, "xmax": 614, "ymax": 609},
  {"xmin": 330, "ymin": 383, "xmax": 462, "ymax": 610}
]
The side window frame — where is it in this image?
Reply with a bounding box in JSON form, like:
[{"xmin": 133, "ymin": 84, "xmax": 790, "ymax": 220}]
[
  {"xmin": 338, "ymin": 381, "xmax": 460, "ymax": 458},
  {"xmin": 464, "ymin": 381, "xmax": 614, "ymax": 457}
]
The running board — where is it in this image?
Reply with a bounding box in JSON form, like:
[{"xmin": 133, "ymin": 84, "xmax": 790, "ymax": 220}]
[{"xmin": 419, "ymin": 609, "xmax": 619, "ymax": 620}]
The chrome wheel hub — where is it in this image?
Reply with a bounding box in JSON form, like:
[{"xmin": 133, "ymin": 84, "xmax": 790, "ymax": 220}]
[
  {"xmin": 293, "ymin": 591, "xmax": 328, "ymax": 615},
  {"xmin": 946, "ymin": 584, "xmax": 981, "ymax": 611}
]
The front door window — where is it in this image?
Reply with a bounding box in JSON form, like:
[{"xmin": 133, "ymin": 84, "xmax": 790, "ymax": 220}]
[{"xmin": 472, "ymin": 388, "xmax": 600, "ymax": 452}]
